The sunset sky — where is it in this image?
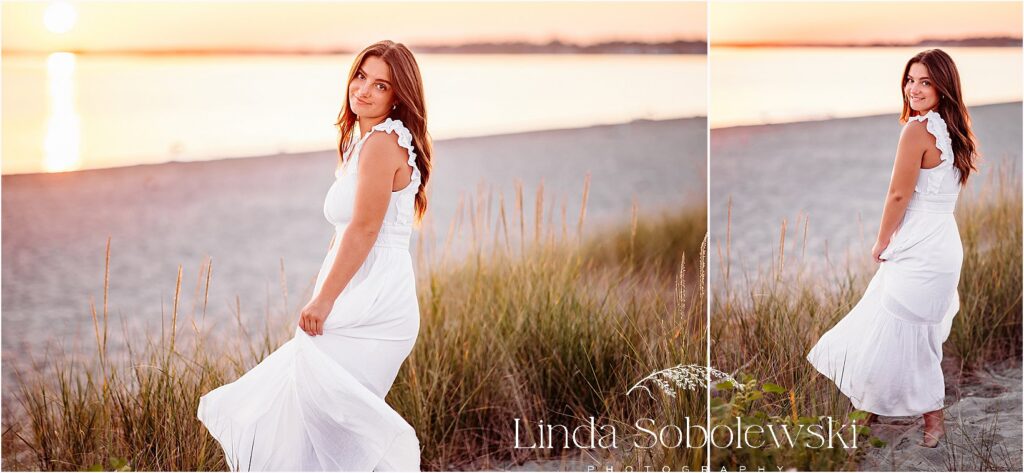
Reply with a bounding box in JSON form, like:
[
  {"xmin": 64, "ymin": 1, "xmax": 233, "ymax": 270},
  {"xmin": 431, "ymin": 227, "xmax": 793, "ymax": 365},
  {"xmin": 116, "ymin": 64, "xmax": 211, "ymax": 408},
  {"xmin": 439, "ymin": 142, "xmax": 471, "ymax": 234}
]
[
  {"xmin": 712, "ymin": 2, "xmax": 1022, "ymax": 45},
  {"xmin": 2, "ymin": 1, "xmax": 706, "ymax": 53}
]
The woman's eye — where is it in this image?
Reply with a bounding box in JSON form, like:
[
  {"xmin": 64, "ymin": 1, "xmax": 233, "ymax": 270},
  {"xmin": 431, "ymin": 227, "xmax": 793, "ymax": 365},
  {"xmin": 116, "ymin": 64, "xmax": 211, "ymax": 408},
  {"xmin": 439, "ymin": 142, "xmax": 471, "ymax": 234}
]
[
  {"xmin": 922, "ymin": 81, "xmax": 930, "ymax": 86},
  {"xmin": 376, "ymin": 83, "xmax": 387, "ymax": 91},
  {"xmin": 356, "ymin": 72, "xmax": 365, "ymax": 80}
]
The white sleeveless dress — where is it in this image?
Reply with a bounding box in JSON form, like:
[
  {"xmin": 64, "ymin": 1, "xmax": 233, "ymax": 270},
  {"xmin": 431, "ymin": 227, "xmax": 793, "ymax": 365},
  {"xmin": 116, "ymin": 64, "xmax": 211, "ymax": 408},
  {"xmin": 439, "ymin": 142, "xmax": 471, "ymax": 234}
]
[
  {"xmin": 197, "ymin": 118, "xmax": 422, "ymax": 471},
  {"xmin": 807, "ymin": 110, "xmax": 963, "ymax": 416}
]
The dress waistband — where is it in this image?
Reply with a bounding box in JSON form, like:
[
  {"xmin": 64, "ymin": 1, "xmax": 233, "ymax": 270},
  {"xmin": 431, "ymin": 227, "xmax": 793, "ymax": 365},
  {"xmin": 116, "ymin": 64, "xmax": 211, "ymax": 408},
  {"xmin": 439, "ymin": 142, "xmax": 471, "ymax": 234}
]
[
  {"xmin": 906, "ymin": 192, "xmax": 958, "ymax": 214},
  {"xmin": 335, "ymin": 223, "xmax": 411, "ymax": 250}
]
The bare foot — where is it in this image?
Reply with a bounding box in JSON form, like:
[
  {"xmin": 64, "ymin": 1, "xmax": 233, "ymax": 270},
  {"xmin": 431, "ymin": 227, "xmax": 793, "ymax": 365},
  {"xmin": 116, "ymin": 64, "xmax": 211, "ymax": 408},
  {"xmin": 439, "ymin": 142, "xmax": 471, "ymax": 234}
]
[{"xmin": 921, "ymin": 410, "xmax": 945, "ymax": 448}]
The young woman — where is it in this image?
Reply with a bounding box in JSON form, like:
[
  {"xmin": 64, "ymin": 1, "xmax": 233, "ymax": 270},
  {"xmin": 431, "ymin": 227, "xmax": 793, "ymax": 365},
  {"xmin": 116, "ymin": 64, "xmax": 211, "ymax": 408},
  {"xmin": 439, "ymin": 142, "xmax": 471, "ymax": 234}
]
[
  {"xmin": 807, "ymin": 49, "xmax": 978, "ymax": 448},
  {"xmin": 198, "ymin": 40, "xmax": 432, "ymax": 471}
]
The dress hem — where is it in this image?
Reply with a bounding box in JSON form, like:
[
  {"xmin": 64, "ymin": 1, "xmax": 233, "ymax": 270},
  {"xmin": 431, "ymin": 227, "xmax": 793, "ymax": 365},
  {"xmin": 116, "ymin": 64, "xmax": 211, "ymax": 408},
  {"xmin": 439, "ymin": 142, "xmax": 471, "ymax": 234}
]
[{"xmin": 806, "ymin": 353, "xmax": 946, "ymax": 417}]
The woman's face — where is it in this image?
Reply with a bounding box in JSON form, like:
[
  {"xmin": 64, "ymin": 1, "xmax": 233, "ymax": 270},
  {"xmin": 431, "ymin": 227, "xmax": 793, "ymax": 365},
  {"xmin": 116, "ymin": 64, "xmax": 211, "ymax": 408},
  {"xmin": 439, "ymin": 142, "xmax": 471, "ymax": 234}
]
[
  {"xmin": 904, "ymin": 62, "xmax": 939, "ymax": 113},
  {"xmin": 349, "ymin": 55, "xmax": 396, "ymax": 119}
]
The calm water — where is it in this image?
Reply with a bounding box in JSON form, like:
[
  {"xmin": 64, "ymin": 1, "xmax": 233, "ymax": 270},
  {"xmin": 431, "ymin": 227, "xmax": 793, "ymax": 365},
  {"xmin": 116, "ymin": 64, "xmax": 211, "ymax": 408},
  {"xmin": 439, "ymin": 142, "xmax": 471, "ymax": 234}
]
[
  {"xmin": 710, "ymin": 47, "xmax": 1022, "ymax": 128},
  {"xmin": 1, "ymin": 53, "xmax": 706, "ymax": 174}
]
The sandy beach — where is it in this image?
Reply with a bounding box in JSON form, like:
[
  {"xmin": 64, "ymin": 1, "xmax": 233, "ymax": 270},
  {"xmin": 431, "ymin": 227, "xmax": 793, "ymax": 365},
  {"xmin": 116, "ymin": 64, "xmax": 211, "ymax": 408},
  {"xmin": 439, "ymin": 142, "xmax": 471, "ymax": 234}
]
[
  {"xmin": 861, "ymin": 359, "xmax": 1022, "ymax": 471},
  {"xmin": 710, "ymin": 102, "xmax": 1022, "ymax": 284},
  {"xmin": 1, "ymin": 117, "xmax": 706, "ymax": 393}
]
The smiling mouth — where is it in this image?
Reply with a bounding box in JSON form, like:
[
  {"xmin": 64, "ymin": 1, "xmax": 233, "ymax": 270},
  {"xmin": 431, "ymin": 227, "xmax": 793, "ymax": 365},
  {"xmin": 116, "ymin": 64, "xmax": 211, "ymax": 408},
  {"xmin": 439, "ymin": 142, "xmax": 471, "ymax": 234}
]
[{"xmin": 352, "ymin": 96, "xmax": 371, "ymax": 106}]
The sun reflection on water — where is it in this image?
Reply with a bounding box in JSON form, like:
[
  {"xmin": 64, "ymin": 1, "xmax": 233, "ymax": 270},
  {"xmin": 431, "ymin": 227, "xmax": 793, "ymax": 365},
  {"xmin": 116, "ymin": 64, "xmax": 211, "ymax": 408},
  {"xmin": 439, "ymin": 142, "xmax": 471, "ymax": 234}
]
[{"xmin": 44, "ymin": 52, "xmax": 81, "ymax": 173}]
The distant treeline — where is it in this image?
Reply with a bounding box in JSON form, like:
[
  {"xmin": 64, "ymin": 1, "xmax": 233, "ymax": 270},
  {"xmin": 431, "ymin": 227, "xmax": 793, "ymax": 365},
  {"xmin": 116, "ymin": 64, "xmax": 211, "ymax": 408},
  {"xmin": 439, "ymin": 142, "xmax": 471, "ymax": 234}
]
[
  {"xmin": 907, "ymin": 36, "xmax": 1022, "ymax": 47},
  {"xmin": 719, "ymin": 36, "xmax": 1022, "ymax": 48},
  {"xmin": 13, "ymin": 36, "xmax": 1016, "ymax": 56},
  {"xmin": 410, "ymin": 39, "xmax": 707, "ymax": 54},
  {"xmin": 5, "ymin": 40, "xmax": 704, "ymax": 56}
]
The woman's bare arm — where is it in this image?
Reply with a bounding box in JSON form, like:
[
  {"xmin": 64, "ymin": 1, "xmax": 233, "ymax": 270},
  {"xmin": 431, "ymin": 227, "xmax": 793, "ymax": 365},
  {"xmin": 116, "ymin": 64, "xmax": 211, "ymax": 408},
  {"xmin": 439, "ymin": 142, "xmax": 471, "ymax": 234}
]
[
  {"xmin": 872, "ymin": 120, "xmax": 931, "ymax": 262},
  {"xmin": 317, "ymin": 133, "xmax": 405, "ymax": 302},
  {"xmin": 298, "ymin": 132, "xmax": 405, "ymax": 335}
]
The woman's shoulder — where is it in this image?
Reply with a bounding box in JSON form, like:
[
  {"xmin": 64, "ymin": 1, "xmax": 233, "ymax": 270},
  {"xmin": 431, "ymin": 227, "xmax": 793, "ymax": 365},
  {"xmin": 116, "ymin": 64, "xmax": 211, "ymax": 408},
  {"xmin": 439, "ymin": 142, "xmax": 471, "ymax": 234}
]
[
  {"xmin": 360, "ymin": 127, "xmax": 409, "ymax": 165},
  {"xmin": 900, "ymin": 117, "xmax": 935, "ymax": 148},
  {"xmin": 361, "ymin": 118, "xmax": 418, "ymax": 169}
]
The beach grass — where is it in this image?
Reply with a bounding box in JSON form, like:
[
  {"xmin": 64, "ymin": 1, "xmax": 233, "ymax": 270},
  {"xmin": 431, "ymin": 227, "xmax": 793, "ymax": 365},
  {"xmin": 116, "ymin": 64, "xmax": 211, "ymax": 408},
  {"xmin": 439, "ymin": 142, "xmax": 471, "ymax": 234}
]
[
  {"xmin": 949, "ymin": 169, "xmax": 1023, "ymax": 365},
  {"xmin": 1, "ymin": 181, "xmax": 708, "ymax": 472},
  {"xmin": 709, "ymin": 170, "xmax": 1022, "ymax": 470},
  {"xmin": 581, "ymin": 203, "xmax": 707, "ymax": 278}
]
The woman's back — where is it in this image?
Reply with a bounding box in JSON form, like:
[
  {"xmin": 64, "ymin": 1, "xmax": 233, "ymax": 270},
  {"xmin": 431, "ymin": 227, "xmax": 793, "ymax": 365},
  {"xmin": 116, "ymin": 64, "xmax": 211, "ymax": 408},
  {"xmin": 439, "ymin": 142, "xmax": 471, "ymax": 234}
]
[{"xmin": 908, "ymin": 110, "xmax": 961, "ymax": 196}]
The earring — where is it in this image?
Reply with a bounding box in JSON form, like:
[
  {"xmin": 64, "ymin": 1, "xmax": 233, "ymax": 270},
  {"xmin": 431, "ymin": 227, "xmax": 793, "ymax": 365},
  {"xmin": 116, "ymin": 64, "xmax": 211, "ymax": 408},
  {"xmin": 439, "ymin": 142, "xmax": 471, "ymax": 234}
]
[{"xmin": 392, "ymin": 104, "xmax": 397, "ymax": 111}]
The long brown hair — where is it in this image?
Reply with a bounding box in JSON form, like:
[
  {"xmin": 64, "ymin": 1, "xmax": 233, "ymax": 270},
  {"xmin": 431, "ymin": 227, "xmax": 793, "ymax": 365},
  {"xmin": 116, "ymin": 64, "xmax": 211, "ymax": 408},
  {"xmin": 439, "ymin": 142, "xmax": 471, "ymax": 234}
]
[
  {"xmin": 335, "ymin": 40, "xmax": 432, "ymax": 224},
  {"xmin": 899, "ymin": 48, "xmax": 978, "ymax": 185}
]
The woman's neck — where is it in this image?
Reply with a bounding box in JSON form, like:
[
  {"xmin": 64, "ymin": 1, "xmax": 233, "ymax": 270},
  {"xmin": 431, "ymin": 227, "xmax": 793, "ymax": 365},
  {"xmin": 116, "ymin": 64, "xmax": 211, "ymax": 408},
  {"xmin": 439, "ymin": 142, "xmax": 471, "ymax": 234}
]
[{"xmin": 357, "ymin": 115, "xmax": 388, "ymax": 136}]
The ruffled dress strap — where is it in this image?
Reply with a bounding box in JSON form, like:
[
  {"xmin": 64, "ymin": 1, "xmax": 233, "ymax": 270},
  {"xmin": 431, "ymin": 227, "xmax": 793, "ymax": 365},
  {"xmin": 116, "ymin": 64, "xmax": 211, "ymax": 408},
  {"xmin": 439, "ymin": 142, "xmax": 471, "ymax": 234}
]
[
  {"xmin": 369, "ymin": 118, "xmax": 421, "ymax": 192},
  {"xmin": 907, "ymin": 110, "xmax": 957, "ymax": 193}
]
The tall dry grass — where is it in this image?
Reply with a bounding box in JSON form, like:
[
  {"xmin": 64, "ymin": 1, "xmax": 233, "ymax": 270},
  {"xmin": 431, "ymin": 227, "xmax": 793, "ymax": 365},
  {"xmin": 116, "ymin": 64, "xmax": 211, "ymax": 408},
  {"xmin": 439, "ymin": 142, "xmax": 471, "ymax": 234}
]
[
  {"xmin": 948, "ymin": 170, "xmax": 1023, "ymax": 365},
  {"xmin": 2, "ymin": 180, "xmax": 708, "ymax": 471}
]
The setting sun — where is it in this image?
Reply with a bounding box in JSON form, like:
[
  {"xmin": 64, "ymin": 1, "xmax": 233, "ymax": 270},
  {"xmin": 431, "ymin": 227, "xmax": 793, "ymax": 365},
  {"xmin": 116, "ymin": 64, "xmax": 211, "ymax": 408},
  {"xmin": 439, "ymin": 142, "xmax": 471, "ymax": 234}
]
[{"xmin": 43, "ymin": 1, "xmax": 77, "ymax": 34}]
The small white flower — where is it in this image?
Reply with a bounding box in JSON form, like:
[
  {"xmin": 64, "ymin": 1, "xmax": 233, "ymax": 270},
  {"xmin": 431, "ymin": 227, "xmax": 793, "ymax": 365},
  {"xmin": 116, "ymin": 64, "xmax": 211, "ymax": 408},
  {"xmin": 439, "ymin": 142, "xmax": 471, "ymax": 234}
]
[{"xmin": 627, "ymin": 364, "xmax": 742, "ymax": 400}]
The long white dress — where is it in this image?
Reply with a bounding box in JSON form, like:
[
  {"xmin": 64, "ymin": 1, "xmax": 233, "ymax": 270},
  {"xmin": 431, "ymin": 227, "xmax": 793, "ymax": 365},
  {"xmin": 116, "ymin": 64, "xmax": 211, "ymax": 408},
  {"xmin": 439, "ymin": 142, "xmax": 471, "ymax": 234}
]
[
  {"xmin": 198, "ymin": 118, "xmax": 422, "ymax": 471},
  {"xmin": 807, "ymin": 110, "xmax": 963, "ymax": 417}
]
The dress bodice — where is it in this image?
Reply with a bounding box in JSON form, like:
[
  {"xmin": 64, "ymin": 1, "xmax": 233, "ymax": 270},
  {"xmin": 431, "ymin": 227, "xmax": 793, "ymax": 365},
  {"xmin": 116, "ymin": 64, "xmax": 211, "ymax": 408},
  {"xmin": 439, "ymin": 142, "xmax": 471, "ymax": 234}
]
[
  {"xmin": 323, "ymin": 118, "xmax": 421, "ymax": 248},
  {"xmin": 905, "ymin": 110, "xmax": 960, "ymax": 214}
]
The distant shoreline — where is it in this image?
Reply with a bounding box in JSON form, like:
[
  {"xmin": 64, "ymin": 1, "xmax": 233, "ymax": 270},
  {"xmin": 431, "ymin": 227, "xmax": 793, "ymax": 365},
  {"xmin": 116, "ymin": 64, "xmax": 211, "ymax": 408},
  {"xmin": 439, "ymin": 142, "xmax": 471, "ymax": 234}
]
[
  {"xmin": 5, "ymin": 36, "xmax": 1020, "ymax": 56},
  {"xmin": 2, "ymin": 39, "xmax": 707, "ymax": 56},
  {"xmin": 715, "ymin": 36, "xmax": 1022, "ymax": 48}
]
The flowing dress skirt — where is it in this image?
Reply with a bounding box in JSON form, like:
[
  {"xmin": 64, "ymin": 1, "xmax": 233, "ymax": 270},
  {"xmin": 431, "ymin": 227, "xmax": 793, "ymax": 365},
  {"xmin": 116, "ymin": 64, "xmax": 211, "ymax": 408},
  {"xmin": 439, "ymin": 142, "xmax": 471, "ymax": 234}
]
[
  {"xmin": 807, "ymin": 202, "xmax": 962, "ymax": 416},
  {"xmin": 198, "ymin": 235, "xmax": 421, "ymax": 471}
]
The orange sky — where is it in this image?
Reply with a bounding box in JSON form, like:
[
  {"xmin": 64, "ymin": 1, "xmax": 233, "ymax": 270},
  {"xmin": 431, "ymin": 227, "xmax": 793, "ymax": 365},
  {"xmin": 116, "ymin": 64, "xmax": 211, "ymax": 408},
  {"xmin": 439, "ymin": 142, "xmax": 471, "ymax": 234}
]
[
  {"xmin": 2, "ymin": 1, "xmax": 706, "ymax": 53},
  {"xmin": 712, "ymin": 1, "xmax": 1022, "ymax": 45}
]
